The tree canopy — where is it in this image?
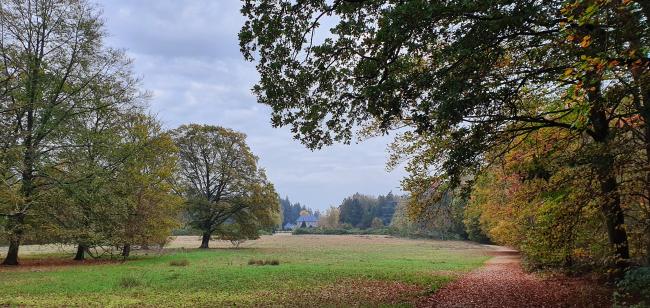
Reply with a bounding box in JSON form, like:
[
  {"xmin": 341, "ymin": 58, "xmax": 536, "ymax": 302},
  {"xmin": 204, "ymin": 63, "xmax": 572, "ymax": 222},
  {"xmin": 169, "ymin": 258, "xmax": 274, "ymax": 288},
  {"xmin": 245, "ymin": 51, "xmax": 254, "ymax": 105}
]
[
  {"xmin": 171, "ymin": 124, "xmax": 279, "ymax": 249},
  {"xmin": 338, "ymin": 192, "xmax": 398, "ymax": 228},
  {"xmin": 240, "ymin": 0, "xmax": 650, "ymax": 267},
  {"xmin": 0, "ymin": 0, "xmax": 149, "ymax": 265}
]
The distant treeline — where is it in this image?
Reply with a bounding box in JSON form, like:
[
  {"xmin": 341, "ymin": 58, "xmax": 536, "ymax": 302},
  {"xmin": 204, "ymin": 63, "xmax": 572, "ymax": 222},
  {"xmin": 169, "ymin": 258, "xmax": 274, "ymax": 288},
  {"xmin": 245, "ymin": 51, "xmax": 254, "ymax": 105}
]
[
  {"xmin": 284, "ymin": 191, "xmax": 468, "ymax": 240},
  {"xmin": 279, "ymin": 197, "xmax": 318, "ymax": 227},
  {"xmin": 338, "ymin": 193, "xmax": 397, "ymax": 228},
  {"xmin": 279, "ymin": 193, "xmax": 398, "ymax": 229}
]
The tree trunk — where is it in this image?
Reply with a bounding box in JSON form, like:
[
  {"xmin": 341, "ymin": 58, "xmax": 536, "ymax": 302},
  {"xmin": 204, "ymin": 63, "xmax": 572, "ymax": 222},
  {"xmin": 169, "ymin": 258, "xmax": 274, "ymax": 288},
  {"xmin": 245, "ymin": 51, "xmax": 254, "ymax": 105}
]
[
  {"xmin": 589, "ymin": 112, "xmax": 630, "ymax": 267},
  {"xmin": 121, "ymin": 244, "xmax": 131, "ymax": 258},
  {"xmin": 644, "ymin": 106, "xmax": 650, "ymax": 265},
  {"xmin": 628, "ymin": 43, "xmax": 650, "ymax": 265},
  {"xmin": 646, "ymin": 230, "xmax": 650, "ymax": 265},
  {"xmin": 2, "ymin": 214, "xmax": 25, "ymax": 266},
  {"xmin": 585, "ymin": 60, "xmax": 630, "ymax": 267},
  {"xmin": 74, "ymin": 244, "xmax": 86, "ymax": 261},
  {"xmin": 599, "ymin": 172, "xmax": 630, "ymax": 261},
  {"xmin": 200, "ymin": 233, "xmax": 211, "ymax": 249},
  {"xmin": 2, "ymin": 238, "xmax": 20, "ymax": 266}
]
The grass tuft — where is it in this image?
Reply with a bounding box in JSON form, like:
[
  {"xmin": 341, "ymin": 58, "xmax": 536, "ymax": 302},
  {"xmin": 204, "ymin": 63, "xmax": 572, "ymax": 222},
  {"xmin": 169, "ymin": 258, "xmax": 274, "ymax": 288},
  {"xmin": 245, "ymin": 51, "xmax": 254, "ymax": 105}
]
[
  {"xmin": 248, "ymin": 258, "xmax": 280, "ymax": 266},
  {"xmin": 169, "ymin": 259, "xmax": 189, "ymax": 266},
  {"xmin": 118, "ymin": 276, "xmax": 142, "ymax": 289}
]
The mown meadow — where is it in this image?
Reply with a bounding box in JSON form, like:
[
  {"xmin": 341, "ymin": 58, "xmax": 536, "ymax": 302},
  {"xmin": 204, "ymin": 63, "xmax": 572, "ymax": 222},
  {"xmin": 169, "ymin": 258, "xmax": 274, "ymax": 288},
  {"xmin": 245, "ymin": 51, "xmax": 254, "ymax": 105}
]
[{"xmin": 1, "ymin": 235, "xmax": 489, "ymax": 307}]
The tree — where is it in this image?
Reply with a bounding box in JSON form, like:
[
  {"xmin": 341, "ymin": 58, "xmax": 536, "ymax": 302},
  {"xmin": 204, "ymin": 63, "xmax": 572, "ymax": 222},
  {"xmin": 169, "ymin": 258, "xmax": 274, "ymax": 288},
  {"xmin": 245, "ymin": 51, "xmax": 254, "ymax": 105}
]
[
  {"xmin": 279, "ymin": 196, "xmax": 293, "ymax": 226},
  {"xmin": 171, "ymin": 124, "xmax": 279, "ymax": 249},
  {"xmin": 240, "ymin": 0, "xmax": 650, "ymax": 266},
  {"xmin": 338, "ymin": 193, "xmax": 393, "ymax": 228},
  {"xmin": 466, "ymin": 129, "xmax": 611, "ymax": 267},
  {"xmin": 279, "ymin": 196, "xmax": 314, "ymax": 227},
  {"xmin": 39, "ymin": 69, "xmax": 149, "ymax": 261},
  {"xmin": 376, "ymin": 192, "xmax": 398, "ymax": 225},
  {"xmin": 0, "ymin": 0, "xmax": 141, "ymax": 265},
  {"xmin": 319, "ymin": 206, "xmax": 340, "ymax": 229},
  {"xmin": 215, "ymin": 224, "xmax": 251, "ymax": 248},
  {"xmin": 112, "ymin": 114, "xmax": 182, "ymax": 258},
  {"xmin": 370, "ymin": 217, "xmax": 384, "ymax": 228},
  {"xmin": 42, "ymin": 113, "xmax": 181, "ymax": 260},
  {"xmin": 390, "ymin": 191, "xmax": 467, "ymax": 240},
  {"xmin": 339, "ymin": 193, "xmax": 373, "ymax": 228}
]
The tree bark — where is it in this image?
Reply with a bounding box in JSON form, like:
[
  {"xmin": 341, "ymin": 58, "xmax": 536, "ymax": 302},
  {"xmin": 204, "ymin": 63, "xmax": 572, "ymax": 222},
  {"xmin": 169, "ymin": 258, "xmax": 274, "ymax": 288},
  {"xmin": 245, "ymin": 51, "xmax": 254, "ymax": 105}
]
[
  {"xmin": 121, "ymin": 244, "xmax": 131, "ymax": 258},
  {"xmin": 644, "ymin": 123, "xmax": 650, "ymax": 266},
  {"xmin": 2, "ymin": 214, "xmax": 25, "ymax": 266},
  {"xmin": 74, "ymin": 244, "xmax": 86, "ymax": 261},
  {"xmin": 628, "ymin": 40, "xmax": 650, "ymax": 265},
  {"xmin": 583, "ymin": 42, "xmax": 630, "ymax": 264},
  {"xmin": 590, "ymin": 106, "xmax": 630, "ymax": 267},
  {"xmin": 2, "ymin": 238, "xmax": 21, "ymax": 266},
  {"xmin": 599, "ymin": 171, "xmax": 630, "ymax": 261},
  {"xmin": 200, "ymin": 233, "xmax": 211, "ymax": 249},
  {"xmin": 646, "ymin": 225, "xmax": 650, "ymax": 265}
]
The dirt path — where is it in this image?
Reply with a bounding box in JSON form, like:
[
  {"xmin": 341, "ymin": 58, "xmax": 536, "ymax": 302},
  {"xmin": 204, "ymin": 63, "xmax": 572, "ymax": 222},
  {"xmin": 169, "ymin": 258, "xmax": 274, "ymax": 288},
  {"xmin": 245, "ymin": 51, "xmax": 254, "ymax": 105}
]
[{"xmin": 417, "ymin": 247, "xmax": 612, "ymax": 308}]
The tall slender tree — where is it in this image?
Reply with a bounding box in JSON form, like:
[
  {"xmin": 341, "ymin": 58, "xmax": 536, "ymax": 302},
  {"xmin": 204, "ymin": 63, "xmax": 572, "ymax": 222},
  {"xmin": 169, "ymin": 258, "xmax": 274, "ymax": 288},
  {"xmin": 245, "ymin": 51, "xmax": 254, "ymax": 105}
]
[
  {"xmin": 112, "ymin": 114, "xmax": 182, "ymax": 258},
  {"xmin": 0, "ymin": 0, "xmax": 140, "ymax": 265}
]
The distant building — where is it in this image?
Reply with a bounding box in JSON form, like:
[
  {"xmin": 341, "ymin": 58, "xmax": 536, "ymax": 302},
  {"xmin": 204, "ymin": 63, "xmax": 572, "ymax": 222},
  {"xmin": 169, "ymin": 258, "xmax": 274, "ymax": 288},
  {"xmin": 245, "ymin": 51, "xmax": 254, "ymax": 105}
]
[
  {"xmin": 283, "ymin": 223, "xmax": 296, "ymax": 230},
  {"xmin": 296, "ymin": 215, "xmax": 319, "ymax": 228}
]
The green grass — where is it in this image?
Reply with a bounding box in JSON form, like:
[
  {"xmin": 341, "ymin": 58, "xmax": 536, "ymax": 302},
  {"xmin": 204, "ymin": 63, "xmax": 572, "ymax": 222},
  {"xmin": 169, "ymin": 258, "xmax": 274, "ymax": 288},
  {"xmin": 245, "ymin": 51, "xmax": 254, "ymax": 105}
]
[{"xmin": 0, "ymin": 235, "xmax": 489, "ymax": 307}]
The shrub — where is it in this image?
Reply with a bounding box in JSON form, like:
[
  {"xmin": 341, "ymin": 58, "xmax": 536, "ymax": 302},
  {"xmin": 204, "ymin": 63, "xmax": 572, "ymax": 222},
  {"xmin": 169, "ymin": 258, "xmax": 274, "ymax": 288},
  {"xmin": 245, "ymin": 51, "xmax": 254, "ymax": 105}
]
[
  {"xmin": 323, "ymin": 228, "xmax": 352, "ymax": 235},
  {"xmin": 291, "ymin": 228, "xmax": 312, "ymax": 235},
  {"xmin": 292, "ymin": 227, "xmax": 397, "ymax": 236},
  {"xmin": 247, "ymin": 258, "xmax": 280, "ymax": 266},
  {"xmin": 614, "ymin": 267, "xmax": 650, "ymax": 307},
  {"xmin": 118, "ymin": 276, "xmax": 142, "ymax": 289},
  {"xmin": 169, "ymin": 259, "xmax": 189, "ymax": 266}
]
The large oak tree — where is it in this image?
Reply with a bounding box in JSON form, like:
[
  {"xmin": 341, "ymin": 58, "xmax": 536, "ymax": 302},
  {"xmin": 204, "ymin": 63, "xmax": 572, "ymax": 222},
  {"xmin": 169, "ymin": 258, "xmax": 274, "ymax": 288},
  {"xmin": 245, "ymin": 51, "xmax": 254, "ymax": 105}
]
[{"xmin": 171, "ymin": 124, "xmax": 279, "ymax": 249}]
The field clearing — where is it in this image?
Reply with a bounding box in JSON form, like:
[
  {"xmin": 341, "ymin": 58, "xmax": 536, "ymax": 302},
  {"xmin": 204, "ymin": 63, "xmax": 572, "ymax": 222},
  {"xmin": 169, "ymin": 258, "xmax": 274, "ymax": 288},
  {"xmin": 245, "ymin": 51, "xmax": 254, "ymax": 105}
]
[{"xmin": 1, "ymin": 235, "xmax": 492, "ymax": 307}]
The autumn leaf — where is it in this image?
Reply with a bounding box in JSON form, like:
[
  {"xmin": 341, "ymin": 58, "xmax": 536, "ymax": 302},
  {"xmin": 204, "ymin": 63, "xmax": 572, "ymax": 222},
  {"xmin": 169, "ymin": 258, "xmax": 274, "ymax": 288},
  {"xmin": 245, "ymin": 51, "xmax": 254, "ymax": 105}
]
[{"xmin": 563, "ymin": 68, "xmax": 574, "ymax": 78}]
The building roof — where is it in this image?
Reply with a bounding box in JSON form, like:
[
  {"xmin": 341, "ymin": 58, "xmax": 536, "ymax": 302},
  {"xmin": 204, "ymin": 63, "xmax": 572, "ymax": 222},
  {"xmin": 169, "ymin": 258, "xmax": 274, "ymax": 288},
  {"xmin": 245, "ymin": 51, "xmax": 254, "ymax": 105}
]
[{"xmin": 296, "ymin": 215, "xmax": 318, "ymax": 223}]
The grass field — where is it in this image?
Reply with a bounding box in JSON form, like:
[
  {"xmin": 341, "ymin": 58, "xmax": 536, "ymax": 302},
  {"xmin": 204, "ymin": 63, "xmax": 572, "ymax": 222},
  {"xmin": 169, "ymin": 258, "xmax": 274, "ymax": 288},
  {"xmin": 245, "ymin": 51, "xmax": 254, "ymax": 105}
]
[{"xmin": 0, "ymin": 235, "xmax": 490, "ymax": 307}]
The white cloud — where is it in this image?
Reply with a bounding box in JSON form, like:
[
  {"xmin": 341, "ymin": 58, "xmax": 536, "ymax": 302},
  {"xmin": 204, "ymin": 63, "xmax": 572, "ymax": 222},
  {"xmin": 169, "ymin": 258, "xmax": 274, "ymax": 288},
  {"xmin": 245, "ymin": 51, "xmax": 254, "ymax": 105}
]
[{"xmin": 100, "ymin": 0, "xmax": 406, "ymax": 210}]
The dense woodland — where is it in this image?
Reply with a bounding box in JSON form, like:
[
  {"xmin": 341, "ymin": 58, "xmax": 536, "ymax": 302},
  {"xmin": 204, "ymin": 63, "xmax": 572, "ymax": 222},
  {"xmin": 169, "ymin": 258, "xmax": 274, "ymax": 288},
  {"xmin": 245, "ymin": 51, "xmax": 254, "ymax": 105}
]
[{"xmin": 241, "ymin": 0, "xmax": 650, "ymax": 272}]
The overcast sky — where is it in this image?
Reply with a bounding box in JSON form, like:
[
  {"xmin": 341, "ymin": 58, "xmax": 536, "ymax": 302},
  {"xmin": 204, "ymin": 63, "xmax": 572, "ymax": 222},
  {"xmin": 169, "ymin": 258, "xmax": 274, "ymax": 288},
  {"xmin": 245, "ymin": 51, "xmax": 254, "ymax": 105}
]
[{"xmin": 100, "ymin": 1, "xmax": 406, "ymax": 210}]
